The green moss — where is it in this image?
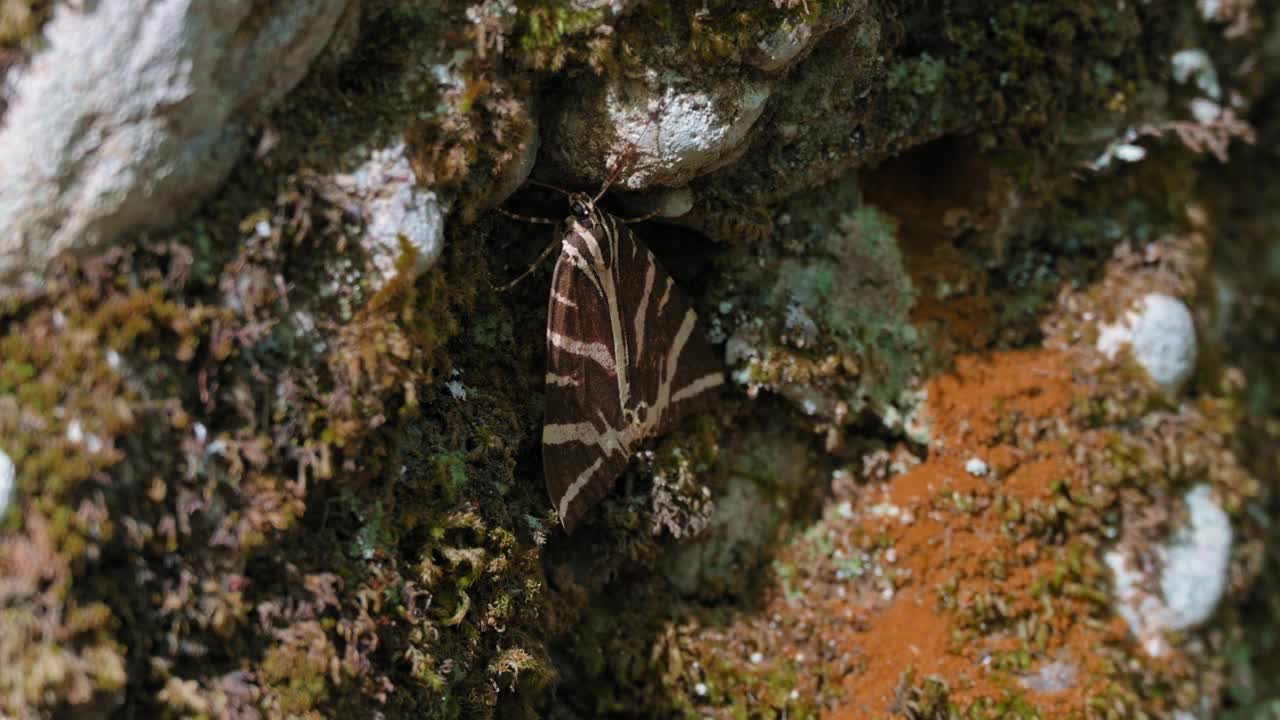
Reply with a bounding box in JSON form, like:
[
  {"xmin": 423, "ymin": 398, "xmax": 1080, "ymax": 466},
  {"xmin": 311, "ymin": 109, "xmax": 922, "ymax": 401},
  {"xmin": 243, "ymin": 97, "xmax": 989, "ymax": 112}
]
[
  {"xmin": 516, "ymin": 3, "xmax": 606, "ymax": 70},
  {"xmin": 0, "ymin": 0, "xmax": 49, "ymax": 48}
]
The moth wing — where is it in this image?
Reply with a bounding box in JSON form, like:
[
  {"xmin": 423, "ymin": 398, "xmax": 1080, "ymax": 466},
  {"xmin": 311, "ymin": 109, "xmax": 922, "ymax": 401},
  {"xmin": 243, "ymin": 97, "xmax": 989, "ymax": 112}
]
[
  {"xmin": 543, "ymin": 215, "xmax": 724, "ymax": 533},
  {"xmin": 610, "ymin": 222, "xmax": 724, "ymax": 437},
  {"xmin": 543, "ymin": 224, "xmax": 630, "ymax": 532}
]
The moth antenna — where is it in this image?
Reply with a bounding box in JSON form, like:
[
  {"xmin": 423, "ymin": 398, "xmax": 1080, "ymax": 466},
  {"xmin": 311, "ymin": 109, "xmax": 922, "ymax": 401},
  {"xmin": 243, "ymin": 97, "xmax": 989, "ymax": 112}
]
[
  {"xmin": 493, "ymin": 235, "xmax": 562, "ymax": 293},
  {"xmin": 593, "ymin": 93, "xmax": 669, "ymax": 203},
  {"xmin": 496, "ymin": 206, "xmax": 559, "ymax": 225},
  {"xmin": 526, "ymin": 178, "xmax": 574, "ymax": 196}
]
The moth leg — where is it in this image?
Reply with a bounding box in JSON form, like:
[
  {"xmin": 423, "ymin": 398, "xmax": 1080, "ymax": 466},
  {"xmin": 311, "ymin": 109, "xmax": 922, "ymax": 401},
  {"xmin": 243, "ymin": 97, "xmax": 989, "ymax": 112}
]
[
  {"xmin": 615, "ymin": 208, "xmax": 661, "ymax": 224},
  {"xmin": 495, "ymin": 206, "xmax": 559, "ymax": 225},
  {"xmin": 494, "ymin": 233, "xmax": 563, "ymax": 292}
]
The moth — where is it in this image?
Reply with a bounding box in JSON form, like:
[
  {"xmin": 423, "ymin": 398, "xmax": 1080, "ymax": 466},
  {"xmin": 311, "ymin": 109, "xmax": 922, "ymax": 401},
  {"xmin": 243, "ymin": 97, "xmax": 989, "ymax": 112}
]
[{"xmin": 501, "ymin": 172, "xmax": 724, "ymax": 532}]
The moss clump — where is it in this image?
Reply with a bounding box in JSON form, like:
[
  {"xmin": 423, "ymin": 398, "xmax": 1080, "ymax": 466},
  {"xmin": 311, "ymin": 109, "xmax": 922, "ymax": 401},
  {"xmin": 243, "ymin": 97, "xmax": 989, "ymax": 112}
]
[{"xmin": 0, "ymin": 0, "xmax": 50, "ymax": 48}]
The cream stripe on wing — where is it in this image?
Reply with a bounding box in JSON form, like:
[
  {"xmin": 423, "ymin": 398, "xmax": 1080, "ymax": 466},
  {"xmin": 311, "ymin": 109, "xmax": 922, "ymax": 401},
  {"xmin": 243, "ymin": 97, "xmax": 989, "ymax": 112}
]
[
  {"xmin": 561, "ymin": 242, "xmax": 603, "ymax": 296},
  {"xmin": 559, "ymin": 456, "xmax": 603, "ymax": 520},
  {"xmin": 671, "ymin": 371, "xmax": 725, "ymax": 404},
  {"xmin": 656, "ymin": 277, "xmax": 673, "ymax": 315},
  {"xmin": 633, "ymin": 260, "xmax": 656, "ymax": 363},
  {"xmin": 653, "ymin": 309, "xmax": 699, "ymax": 414},
  {"xmin": 544, "ymin": 421, "xmax": 628, "ymax": 454},
  {"xmin": 582, "ymin": 225, "xmax": 631, "ymax": 411},
  {"xmin": 548, "ymin": 330, "xmax": 616, "ymax": 373},
  {"xmin": 543, "ymin": 422, "xmax": 599, "ymax": 445}
]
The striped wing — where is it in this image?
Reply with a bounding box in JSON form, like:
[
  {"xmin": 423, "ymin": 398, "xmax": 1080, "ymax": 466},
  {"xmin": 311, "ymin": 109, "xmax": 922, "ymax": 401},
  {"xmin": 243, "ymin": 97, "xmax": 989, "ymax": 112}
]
[{"xmin": 543, "ymin": 211, "xmax": 724, "ymax": 532}]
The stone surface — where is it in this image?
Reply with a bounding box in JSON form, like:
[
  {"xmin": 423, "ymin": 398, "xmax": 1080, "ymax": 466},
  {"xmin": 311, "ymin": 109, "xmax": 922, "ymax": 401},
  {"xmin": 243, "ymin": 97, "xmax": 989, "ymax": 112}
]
[
  {"xmin": 0, "ymin": 0, "xmax": 351, "ymax": 294},
  {"xmin": 0, "ymin": 449, "xmax": 13, "ymax": 518},
  {"xmin": 1106, "ymin": 484, "xmax": 1233, "ymax": 658},
  {"xmin": 1097, "ymin": 292, "xmax": 1198, "ymax": 394},
  {"xmin": 332, "ymin": 143, "xmax": 446, "ymax": 286},
  {"xmin": 543, "ymin": 75, "xmax": 772, "ymax": 191}
]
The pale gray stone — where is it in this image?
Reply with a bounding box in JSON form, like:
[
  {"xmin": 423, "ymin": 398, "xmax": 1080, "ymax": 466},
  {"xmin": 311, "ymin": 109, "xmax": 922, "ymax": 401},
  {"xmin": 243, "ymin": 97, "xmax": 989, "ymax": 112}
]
[
  {"xmin": 0, "ymin": 0, "xmax": 351, "ymax": 293},
  {"xmin": 333, "ymin": 142, "xmax": 445, "ymax": 286},
  {"xmin": 1097, "ymin": 293, "xmax": 1198, "ymax": 394},
  {"xmin": 0, "ymin": 448, "xmax": 13, "ymax": 518},
  {"xmin": 1106, "ymin": 484, "xmax": 1233, "ymax": 658},
  {"xmin": 545, "ymin": 75, "xmax": 771, "ymax": 191}
]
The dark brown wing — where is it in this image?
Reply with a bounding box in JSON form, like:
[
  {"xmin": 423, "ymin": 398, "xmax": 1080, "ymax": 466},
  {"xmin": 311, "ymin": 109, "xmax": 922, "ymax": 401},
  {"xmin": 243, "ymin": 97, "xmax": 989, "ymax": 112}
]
[{"xmin": 543, "ymin": 211, "xmax": 723, "ymax": 532}]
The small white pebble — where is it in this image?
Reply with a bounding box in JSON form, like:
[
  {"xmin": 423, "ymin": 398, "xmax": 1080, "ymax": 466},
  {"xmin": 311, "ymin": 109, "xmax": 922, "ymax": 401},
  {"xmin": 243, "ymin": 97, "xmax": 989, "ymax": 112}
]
[
  {"xmin": 67, "ymin": 418, "xmax": 84, "ymax": 444},
  {"xmin": 255, "ymin": 220, "xmax": 272, "ymax": 238},
  {"xmin": 885, "ymin": 548, "xmax": 897, "ymax": 563},
  {"xmin": 1190, "ymin": 97, "xmax": 1221, "ymax": 124},
  {"xmin": 0, "ymin": 449, "xmax": 15, "ymax": 516},
  {"xmin": 694, "ymin": 682, "xmax": 708, "ymax": 697},
  {"xmin": 194, "ymin": 422, "xmax": 208, "ymax": 444},
  {"xmin": 789, "ymin": 689, "xmax": 799, "ymax": 700},
  {"xmin": 749, "ymin": 652, "xmax": 763, "ymax": 664},
  {"xmin": 964, "ymin": 457, "xmax": 989, "ymax": 477},
  {"xmin": 1113, "ymin": 143, "xmax": 1147, "ymax": 162},
  {"xmin": 794, "ymin": 653, "xmax": 805, "ymax": 663},
  {"xmin": 105, "ymin": 350, "xmax": 122, "ymax": 370}
]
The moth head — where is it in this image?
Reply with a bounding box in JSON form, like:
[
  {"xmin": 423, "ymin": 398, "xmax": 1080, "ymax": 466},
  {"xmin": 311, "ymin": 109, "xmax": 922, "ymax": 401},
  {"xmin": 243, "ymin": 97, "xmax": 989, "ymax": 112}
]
[{"xmin": 566, "ymin": 192, "xmax": 595, "ymax": 229}]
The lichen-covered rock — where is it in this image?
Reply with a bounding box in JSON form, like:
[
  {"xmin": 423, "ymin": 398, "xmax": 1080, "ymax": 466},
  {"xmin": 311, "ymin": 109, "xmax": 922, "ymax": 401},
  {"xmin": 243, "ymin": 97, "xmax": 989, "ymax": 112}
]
[
  {"xmin": 0, "ymin": 449, "xmax": 12, "ymax": 519},
  {"xmin": 1097, "ymin": 292, "xmax": 1199, "ymax": 395},
  {"xmin": 1107, "ymin": 484, "xmax": 1234, "ymax": 658},
  {"xmin": 0, "ymin": 0, "xmax": 351, "ymax": 294},
  {"xmin": 0, "ymin": 0, "xmax": 1276, "ymax": 718},
  {"xmin": 330, "ymin": 142, "xmax": 447, "ymax": 287},
  {"xmin": 544, "ymin": 74, "xmax": 772, "ymax": 190}
]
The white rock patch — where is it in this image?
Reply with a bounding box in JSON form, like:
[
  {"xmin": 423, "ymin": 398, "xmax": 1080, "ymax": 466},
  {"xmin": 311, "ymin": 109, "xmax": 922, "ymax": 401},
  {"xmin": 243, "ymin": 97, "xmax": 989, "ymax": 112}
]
[
  {"xmin": 548, "ymin": 76, "xmax": 772, "ymax": 190},
  {"xmin": 0, "ymin": 0, "xmax": 351, "ymax": 293},
  {"xmin": 1096, "ymin": 293, "xmax": 1197, "ymax": 394},
  {"xmin": 0, "ymin": 449, "xmax": 14, "ymax": 517},
  {"xmin": 332, "ymin": 143, "xmax": 445, "ymax": 286},
  {"xmin": 1106, "ymin": 484, "xmax": 1233, "ymax": 657}
]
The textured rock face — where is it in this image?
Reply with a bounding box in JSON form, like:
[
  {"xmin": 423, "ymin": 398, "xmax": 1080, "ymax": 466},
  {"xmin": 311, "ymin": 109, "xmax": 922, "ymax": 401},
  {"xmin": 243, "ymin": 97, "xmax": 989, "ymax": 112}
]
[
  {"xmin": 1097, "ymin": 292, "xmax": 1199, "ymax": 394},
  {"xmin": 331, "ymin": 143, "xmax": 446, "ymax": 286},
  {"xmin": 543, "ymin": 75, "xmax": 772, "ymax": 190},
  {"xmin": 0, "ymin": 449, "xmax": 12, "ymax": 519},
  {"xmin": 1107, "ymin": 484, "xmax": 1234, "ymax": 658},
  {"xmin": 0, "ymin": 1, "xmax": 1275, "ymax": 718},
  {"xmin": 0, "ymin": 0, "xmax": 351, "ymax": 293}
]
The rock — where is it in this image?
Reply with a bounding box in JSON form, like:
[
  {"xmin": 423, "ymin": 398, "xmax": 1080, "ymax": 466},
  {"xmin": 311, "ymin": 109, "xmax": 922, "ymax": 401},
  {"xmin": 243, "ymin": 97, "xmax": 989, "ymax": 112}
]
[
  {"xmin": 663, "ymin": 477, "xmax": 771, "ymax": 597},
  {"xmin": 649, "ymin": 185, "xmax": 696, "ymax": 218},
  {"xmin": 964, "ymin": 457, "xmax": 989, "ymax": 477},
  {"xmin": 332, "ymin": 143, "xmax": 446, "ymax": 286},
  {"xmin": 1171, "ymin": 48, "xmax": 1221, "ymax": 100},
  {"xmin": 0, "ymin": 0, "xmax": 352, "ymax": 294},
  {"xmin": 1096, "ymin": 293, "xmax": 1198, "ymax": 394},
  {"xmin": 663, "ymin": 428, "xmax": 812, "ymax": 597},
  {"xmin": 0, "ymin": 449, "xmax": 13, "ymax": 517},
  {"xmin": 1106, "ymin": 484, "xmax": 1233, "ymax": 657},
  {"xmin": 747, "ymin": 2, "xmax": 866, "ymax": 73},
  {"xmin": 544, "ymin": 75, "xmax": 772, "ymax": 191},
  {"xmin": 748, "ymin": 21, "xmax": 816, "ymax": 73},
  {"xmin": 1161, "ymin": 484, "xmax": 1233, "ymax": 629}
]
